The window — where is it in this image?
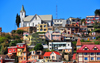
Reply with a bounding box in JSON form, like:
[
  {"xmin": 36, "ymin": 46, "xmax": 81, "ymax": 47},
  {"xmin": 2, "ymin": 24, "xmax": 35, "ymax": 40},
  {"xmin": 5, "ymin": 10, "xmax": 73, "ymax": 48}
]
[
  {"xmin": 44, "ymin": 29, "xmax": 46, "ymax": 31},
  {"xmin": 68, "ymin": 28, "xmax": 70, "ymax": 30},
  {"xmin": 84, "ymin": 53, "xmax": 87, "ymax": 55},
  {"xmin": 68, "ymin": 49, "xmax": 70, "ymax": 51},
  {"xmin": 68, "ymin": 32, "xmax": 70, "ymax": 34},
  {"xmin": 91, "ymin": 53, "xmax": 94, "ymax": 55},
  {"xmin": 68, "ymin": 44, "xmax": 70, "ymax": 46},
  {"xmin": 84, "ymin": 48, "xmax": 88, "ymax": 50},
  {"xmin": 18, "ymin": 45, "xmax": 20, "ymax": 47},
  {"xmin": 97, "ymin": 53, "xmax": 100, "ymax": 55},
  {"xmin": 44, "ymin": 25, "xmax": 46, "ymax": 27},
  {"xmin": 48, "ymin": 35, "xmax": 50, "ymax": 37},
  {"xmin": 40, "ymin": 25, "xmax": 42, "ymax": 27},
  {"xmin": 52, "ymin": 56, "xmax": 55, "ymax": 59},
  {"xmin": 32, "ymin": 56, "xmax": 33, "ymax": 58},
  {"xmin": 9, "ymin": 50, "xmax": 11, "ymax": 52},
  {"xmin": 94, "ymin": 48, "xmax": 97, "ymax": 50},
  {"xmin": 84, "ymin": 57, "xmax": 88, "ymax": 60},
  {"xmin": 97, "ymin": 57, "xmax": 100, "ymax": 60},
  {"xmin": 44, "ymin": 57, "xmax": 45, "ymax": 59},
  {"xmin": 24, "ymin": 53, "xmax": 26, "ymax": 56},
  {"xmin": 40, "ymin": 29, "xmax": 42, "ymax": 31},
  {"xmin": 24, "ymin": 57, "xmax": 25, "ymax": 60},
  {"xmin": 50, "ymin": 44, "xmax": 52, "ymax": 46},
  {"xmin": 13, "ymin": 49, "xmax": 15, "ymax": 51},
  {"xmin": 33, "ymin": 51, "xmax": 34, "ymax": 54},
  {"xmin": 91, "ymin": 57, "xmax": 94, "ymax": 60},
  {"xmin": 56, "ymin": 35, "xmax": 59, "ymax": 37},
  {"xmin": 21, "ymin": 45, "xmax": 23, "ymax": 47}
]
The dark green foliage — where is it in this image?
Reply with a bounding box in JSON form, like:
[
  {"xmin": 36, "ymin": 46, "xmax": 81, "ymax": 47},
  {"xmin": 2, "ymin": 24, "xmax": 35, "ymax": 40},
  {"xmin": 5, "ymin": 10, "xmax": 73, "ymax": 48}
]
[
  {"xmin": 95, "ymin": 9, "xmax": 100, "ymax": 16},
  {"xmin": 16, "ymin": 30, "xmax": 24, "ymax": 34},
  {"xmin": 81, "ymin": 18, "xmax": 86, "ymax": 25},
  {"xmin": 96, "ymin": 36, "xmax": 100, "ymax": 40},
  {"xmin": 31, "ymin": 33, "xmax": 47, "ymax": 45},
  {"xmin": 16, "ymin": 14, "xmax": 20, "ymax": 28},
  {"xmin": 81, "ymin": 39, "xmax": 91, "ymax": 42},
  {"xmin": 43, "ymin": 49, "xmax": 50, "ymax": 52},
  {"xmin": 34, "ymin": 43, "xmax": 43, "ymax": 51},
  {"xmin": 5, "ymin": 34, "xmax": 11, "ymax": 39},
  {"xmin": 11, "ymin": 30, "xmax": 17, "ymax": 34},
  {"xmin": 15, "ymin": 56, "xmax": 18, "ymax": 63}
]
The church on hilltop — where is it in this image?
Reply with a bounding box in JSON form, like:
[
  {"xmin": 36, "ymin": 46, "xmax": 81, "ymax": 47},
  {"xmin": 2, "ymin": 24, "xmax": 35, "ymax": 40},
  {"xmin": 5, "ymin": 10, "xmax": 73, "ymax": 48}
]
[{"xmin": 20, "ymin": 5, "xmax": 53, "ymax": 27}]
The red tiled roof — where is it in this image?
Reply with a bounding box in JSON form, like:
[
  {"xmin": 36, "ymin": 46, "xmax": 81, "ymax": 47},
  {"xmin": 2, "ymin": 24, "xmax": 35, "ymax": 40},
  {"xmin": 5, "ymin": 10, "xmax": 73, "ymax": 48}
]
[
  {"xmin": 54, "ymin": 51, "xmax": 60, "ymax": 55},
  {"xmin": 77, "ymin": 45, "xmax": 100, "ymax": 53},
  {"xmin": 76, "ymin": 38, "xmax": 82, "ymax": 46},
  {"xmin": 43, "ymin": 52, "xmax": 52, "ymax": 56},
  {"xmin": 43, "ymin": 51, "xmax": 60, "ymax": 56},
  {"xmin": 72, "ymin": 54, "xmax": 76, "ymax": 60}
]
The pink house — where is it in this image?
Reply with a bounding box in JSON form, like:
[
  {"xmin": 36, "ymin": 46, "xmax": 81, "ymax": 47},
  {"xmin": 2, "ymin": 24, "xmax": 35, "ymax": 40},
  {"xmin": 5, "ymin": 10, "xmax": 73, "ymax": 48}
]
[{"xmin": 45, "ymin": 31, "xmax": 61, "ymax": 41}]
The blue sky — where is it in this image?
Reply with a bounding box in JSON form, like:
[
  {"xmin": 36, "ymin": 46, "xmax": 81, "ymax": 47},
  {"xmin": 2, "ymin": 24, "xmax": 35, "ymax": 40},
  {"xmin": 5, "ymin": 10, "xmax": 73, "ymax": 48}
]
[{"xmin": 0, "ymin": 0, "xmax": 100, "ymax": 32}]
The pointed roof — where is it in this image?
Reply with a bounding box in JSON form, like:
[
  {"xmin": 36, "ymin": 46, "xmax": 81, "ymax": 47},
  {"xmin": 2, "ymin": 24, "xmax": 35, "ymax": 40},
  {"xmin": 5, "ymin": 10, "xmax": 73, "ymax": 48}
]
[
  {"xmin": 43, "ymin": 51, "xmax": 60, "ymax": 56},
  {"xmin": 76, "ymin": 38, "xmax": 82, "ymax": 46},
  {"xmin": 23, "ymin": 45, "xmax": 27, "ymax": 52},
  {"xmin": 20, "ymin": 5, "xmax": 25, "ymax": 12}
]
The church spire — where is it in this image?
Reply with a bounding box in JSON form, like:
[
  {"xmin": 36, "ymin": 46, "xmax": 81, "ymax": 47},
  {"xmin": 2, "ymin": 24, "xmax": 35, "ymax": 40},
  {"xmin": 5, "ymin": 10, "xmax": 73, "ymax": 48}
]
[{"xmin": 20, "ymin": 5, "xmax": 25, "ymax": 12}]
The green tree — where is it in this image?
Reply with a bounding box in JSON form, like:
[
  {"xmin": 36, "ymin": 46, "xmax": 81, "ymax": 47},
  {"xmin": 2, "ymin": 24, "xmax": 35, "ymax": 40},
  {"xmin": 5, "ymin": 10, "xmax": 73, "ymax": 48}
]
[
  {"xmin": 34, "ymin": 43, "xmax": 43, "ymax": 51},
  {"xmin": 16, "ymin": 14, "xmax": 20, "ymax": 28},
  {"xmin": 95, "ymin": 9, "xmax": 100, "ymax": 16},
  {"xmin": 81, "ymin": 18, "xmax": 86, "ymax": 25},
  {"xmin": 16, "ymin": 30, "xmax": 24, "ymax": 34}
]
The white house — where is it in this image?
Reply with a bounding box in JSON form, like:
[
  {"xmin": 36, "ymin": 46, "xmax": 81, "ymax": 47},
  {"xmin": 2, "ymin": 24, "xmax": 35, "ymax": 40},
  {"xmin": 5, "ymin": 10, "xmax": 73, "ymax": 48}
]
[{"xmin": 20, "ymin": 5, "xmax": 53, "ymax": 27}]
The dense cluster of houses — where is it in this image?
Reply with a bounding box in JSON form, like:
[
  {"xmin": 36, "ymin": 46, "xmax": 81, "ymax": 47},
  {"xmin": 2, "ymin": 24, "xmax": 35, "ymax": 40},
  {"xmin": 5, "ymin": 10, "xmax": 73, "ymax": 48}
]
[{"xmin": 0, "ymin": 5, "xmax": 100, "ymax": 63}]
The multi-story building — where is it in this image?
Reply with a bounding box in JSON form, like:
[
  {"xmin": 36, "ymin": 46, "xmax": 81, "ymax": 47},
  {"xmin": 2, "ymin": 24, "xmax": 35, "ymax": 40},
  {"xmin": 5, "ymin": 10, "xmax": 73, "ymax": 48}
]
[
  {"xmin": 8, "ymin": 43, "xmax": 26, "ymax": 56},
  {"xmin": 20, "ymin": 5, "xmax": 53, "ymax": 27},
  {"xmin": 80, "ymin": 25, "xmax": 87, "ymax": 34},
  {"xmin": 0, "ymin": 55, "xmax": 15, "ymax": 63},
  {"xmin": 43, "ymin": 51, "xmax": 61, "ymax": 62},
  {"xmin": 53, "ymin": 19, "xmax": 66, "ymax": 27},
  {"xmin": 45, "ymin": 30, "xmax": 61, "ymax": 41},
  {"xmin": 85, "ymin": 16, "xmax": 100, "ymax": 31},
  {"xmin": 77, "ymin": 45, "xmax": 100, "ymax": 63},
  {"xmin": 65, "ymin": 24, "xmax": 80, "ymax": 34},
  {"xmin": 66, "ymin": 17, "xmax": 81, "ymax": 24},
  {"xmin": 37, "ymin": 24, "xmax": 48, "ymax": 32},
  {"xmin": 18, "ymin": 45, "xmax": 43, "ymax": 63},
  {"xmin": 49, "ymin": 41, "xmax": 73, "ymax": 53}
]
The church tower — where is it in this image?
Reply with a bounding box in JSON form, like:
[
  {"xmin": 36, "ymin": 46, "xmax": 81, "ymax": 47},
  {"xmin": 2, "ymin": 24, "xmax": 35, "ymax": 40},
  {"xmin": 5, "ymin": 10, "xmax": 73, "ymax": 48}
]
[{"xmin": 20, "ymin": 5, "xmax": 26, "ymax": 27}]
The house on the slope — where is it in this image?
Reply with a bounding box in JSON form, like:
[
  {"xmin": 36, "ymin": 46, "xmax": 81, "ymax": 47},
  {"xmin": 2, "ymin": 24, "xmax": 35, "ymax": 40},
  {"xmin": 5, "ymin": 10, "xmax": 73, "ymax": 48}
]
[
  {"xmin": 77, "ymin": 45, "xmax": 100, "ymax": 63},
  {"xmin": 43, "ymin": 51, "xmax": 61, "ymax": 62}
]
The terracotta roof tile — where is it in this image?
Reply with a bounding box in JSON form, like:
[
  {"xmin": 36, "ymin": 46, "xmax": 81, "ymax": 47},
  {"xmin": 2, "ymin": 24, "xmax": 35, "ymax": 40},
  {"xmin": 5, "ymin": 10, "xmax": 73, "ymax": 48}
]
[{"xmin": 72, "ymin": 54, "xmax": 76, "ymax": 60}]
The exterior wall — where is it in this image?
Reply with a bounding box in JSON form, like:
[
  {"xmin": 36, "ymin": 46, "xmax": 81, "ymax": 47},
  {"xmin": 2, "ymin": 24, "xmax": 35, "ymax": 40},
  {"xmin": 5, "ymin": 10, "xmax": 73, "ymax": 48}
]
[
  {"xmin": 78, "ymin": 53, "xmax": 100, "ymax": 63},
  {"xmin": 50, "ymin": 52, "xmax": 57, "ymax": 60},
  {"xmin": 17, "ymin": 44, "xmax": 25, "ymax": 48},
  {"xmin": 28, "ymin": 55, "xmax": 39, "ymax": 60},
  {"xmin": 52, "ymin": 34, "xmax": 61, "ymax": 41},
  {"xmin": 45, "ymin": 32, "xmax": 52, "ymax": 40},
  {"xmin": 37, "ymin": 24, "xmax": 48, "ymax": 32},
  {"xmin": 49, "ymin": 42, "xmax": 72, "ymax": 51},
  {"xmin": 8, "ymin": 48, "xmax": 17, "ymax": 54},
  {"xmin": 65, "ymin": 49, "xmax": 72, "ymax": 53},
  {"xmin": 17, "ymin": 49, "xmax": 23, "ymax": 56},
  {"xmin": 39, "ymin": 34, "xmax": 45, "ymax": 39}
]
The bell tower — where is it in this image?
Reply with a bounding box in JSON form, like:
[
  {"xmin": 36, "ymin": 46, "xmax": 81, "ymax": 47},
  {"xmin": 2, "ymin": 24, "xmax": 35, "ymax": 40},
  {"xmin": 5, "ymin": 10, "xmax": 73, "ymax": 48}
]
[{"xmin": 20, "ymin": 5, "xmax": 26, "ymax": 27}]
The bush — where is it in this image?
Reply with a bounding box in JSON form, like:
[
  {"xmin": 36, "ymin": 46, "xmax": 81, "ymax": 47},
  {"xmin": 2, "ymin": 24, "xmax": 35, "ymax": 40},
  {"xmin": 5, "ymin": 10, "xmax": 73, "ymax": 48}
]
[
  {"xmin": 16, "ymin": 30, "xmax": 24, "ymax": 34},
  {"xmin": 34, "ymin": 43, "xmax": 43, "ymax": 51}
]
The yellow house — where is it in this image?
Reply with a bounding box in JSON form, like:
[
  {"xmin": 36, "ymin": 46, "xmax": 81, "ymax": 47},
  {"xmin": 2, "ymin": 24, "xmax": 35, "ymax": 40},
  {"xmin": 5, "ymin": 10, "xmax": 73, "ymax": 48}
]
[
  {"xmin": 17, "ymin": 49, "xmax": 23, "ymax": 56},
  {"xmin": 37, "ymin": 24, "xmax": 48, "ymax": 32}
]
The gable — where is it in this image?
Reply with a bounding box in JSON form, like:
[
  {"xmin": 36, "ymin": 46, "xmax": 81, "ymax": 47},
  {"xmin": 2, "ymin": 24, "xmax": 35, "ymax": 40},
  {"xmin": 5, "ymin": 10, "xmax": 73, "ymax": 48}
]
[{"xmin": 32, "ymin": 14, "xmax": 42, "ymax": 21}]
